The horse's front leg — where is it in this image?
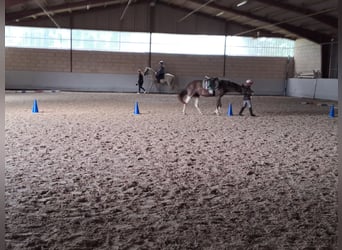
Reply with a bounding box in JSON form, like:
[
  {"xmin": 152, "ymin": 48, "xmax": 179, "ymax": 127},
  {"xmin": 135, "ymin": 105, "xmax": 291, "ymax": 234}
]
[
  {"xmin": 214, "ymin": 95, "xmax": 222, "ymax": 115},
  {"xmin": 194, "ymin": 97, "xmax": 203, "ymax": 115}
]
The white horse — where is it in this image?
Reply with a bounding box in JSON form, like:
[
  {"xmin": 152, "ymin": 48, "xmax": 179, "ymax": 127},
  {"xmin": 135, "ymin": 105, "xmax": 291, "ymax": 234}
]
[{"xmin": 143, "ymin": 67, "xmax": 175, "ymax": 90}]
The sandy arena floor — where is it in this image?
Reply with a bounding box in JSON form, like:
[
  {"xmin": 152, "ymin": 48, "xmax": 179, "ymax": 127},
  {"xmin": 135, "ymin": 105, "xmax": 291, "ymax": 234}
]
[{"xmin": 5, "ymin": 92, "xmax": 338, "ymax": 249}]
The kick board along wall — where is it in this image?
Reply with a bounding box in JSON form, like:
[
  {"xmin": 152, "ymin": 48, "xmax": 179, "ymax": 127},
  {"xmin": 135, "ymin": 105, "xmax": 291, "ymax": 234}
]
[{"xmin": 5, "ymin": 2, "xmax": 293, "ymax": 95}]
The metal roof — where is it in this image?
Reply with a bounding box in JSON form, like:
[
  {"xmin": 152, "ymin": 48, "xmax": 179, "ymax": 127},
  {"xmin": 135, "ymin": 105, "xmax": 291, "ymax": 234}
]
[{"xmin": 5, "ymin": 0, "xmax": 338, "ymax": 44}]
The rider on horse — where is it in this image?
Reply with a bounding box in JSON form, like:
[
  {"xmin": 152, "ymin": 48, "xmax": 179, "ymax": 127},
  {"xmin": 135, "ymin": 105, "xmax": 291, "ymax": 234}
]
[{"xmin": 156, "ymin": 61, "xmax": 165, "ymax": 83}]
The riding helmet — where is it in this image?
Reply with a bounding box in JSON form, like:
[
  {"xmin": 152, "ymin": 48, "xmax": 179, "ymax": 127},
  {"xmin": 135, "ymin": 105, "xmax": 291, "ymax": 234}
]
[{"xmin": 246, "ymin": 79, "xmax": 253, "ymax": 85}]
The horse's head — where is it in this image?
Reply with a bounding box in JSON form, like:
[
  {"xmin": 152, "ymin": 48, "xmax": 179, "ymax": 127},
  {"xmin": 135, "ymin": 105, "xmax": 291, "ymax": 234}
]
[{"xmin": 143, "ymin": 67, "xmax": 150, "ymax": 76}]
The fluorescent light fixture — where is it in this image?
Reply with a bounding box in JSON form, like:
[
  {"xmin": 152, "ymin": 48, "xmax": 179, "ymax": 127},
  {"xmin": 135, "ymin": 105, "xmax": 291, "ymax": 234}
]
[
  {"xmin": 237, "ymin": 0, "xmax": 248, "ymax": 7},
  {"xmin": 216, "ymin": 11, "xmax": 224, "ymax": 16}
]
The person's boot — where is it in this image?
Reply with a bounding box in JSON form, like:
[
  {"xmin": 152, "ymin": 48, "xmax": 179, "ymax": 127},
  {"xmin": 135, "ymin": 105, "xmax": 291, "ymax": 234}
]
[
  {"xmin": 249, "ymin": 108, "xmax": 256, "ymax": 116},
  {"xmin": 239, "ymin": 107, "xmax": 245, "ymax": 116}
]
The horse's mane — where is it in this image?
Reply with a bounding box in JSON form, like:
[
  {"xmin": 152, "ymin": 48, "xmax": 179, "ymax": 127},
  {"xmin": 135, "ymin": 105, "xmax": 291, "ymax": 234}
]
[
  {"xmin": 214, "ymin": 79, "xmax": 242, "ymax": 93},
  {"xmin": 218, "ymin": 79, "xmax": 240, "ymax": 86},
  {"xmin": 204, "ymin": 77, "xmax": 240, "ymax": 88},
  {"xmin": 144, "ymin": 67, "xmax": 154, "ymax": 72}
]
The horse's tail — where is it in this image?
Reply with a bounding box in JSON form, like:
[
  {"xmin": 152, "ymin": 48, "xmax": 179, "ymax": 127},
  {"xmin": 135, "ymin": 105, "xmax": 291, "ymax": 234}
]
[{"xmin": 178, "ymin": 89, "xmax": 188, "ymax": 104}]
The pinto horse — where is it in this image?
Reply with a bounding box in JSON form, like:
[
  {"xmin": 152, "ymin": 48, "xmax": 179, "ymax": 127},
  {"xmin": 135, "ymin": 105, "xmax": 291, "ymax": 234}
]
[{"xmin": 178, "ymin": 78, "xmax": 243, "ymax": 115}]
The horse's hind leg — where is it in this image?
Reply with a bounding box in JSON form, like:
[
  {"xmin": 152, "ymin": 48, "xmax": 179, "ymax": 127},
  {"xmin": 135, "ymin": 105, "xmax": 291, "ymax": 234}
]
[
  {"xmin": 194, "ymin": 97, "xmax": 203, "ymax": 115},
  {"xmin": 182, "ymin": 95, "xmax": 191, "ymax": 115}
]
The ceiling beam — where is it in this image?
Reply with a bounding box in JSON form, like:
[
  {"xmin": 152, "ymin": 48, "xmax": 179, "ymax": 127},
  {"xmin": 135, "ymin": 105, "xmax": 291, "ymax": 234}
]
[
  {"xmin": 5, "ymin": 0, "xmax": 29, "ymax": 8},
  {"xmin": 160, "ymin": 1, "xmax": 292, "ymax": 39},
  {"xmin": 178, "ymin": 0, "xmax": 214, "ymax": 22},
  {"xmin": 253, "ymin": 0, "xmax": 337, "ymax": 29},
  {"xmin": 120, "ymin": 0, "xmax": 132, "ymax": 20},
  {"xmin": 188, "ymin": 0, "xmax": 334, "ymax": 43},
  {"xmin": 5, "ymin": 0, "xmax": 124, "ymax": 23},
  {"xmin": 34, "ymin": 0, "xmax": 61, "ymax": 28}
]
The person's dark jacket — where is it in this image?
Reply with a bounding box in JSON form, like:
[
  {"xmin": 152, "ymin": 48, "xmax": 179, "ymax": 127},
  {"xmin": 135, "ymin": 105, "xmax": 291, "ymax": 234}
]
[
  {"xmin": 138, "ymin": 72, "xmax": 144, "ymax": 85},
  {"xmin": 156, "ymin": 66, "xmax": 165, "ymax": 80},
  {"xmin": 242, "ymin": 85, "xmax": 253, "ymax": 100}
]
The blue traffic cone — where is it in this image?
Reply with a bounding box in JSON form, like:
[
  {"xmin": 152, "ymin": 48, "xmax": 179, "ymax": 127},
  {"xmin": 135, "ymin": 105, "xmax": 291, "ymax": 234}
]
[
  {"xmin": 227, "ymin": 103, "xmax": 233, "ymax": 116},
  {"xmin": 32, "ymin": 99, "xmax": 39, "ymax": 113},
  {"xmin": 329, "ymin": 104, "xmax": 335, "ymax": 118},
  {"xmin": 134, "ymin": 101, "xmax": 140, "ymax": 115}
]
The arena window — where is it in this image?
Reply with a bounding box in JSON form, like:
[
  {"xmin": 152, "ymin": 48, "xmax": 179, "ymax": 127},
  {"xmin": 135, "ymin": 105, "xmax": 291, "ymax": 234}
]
[
  {"xmin": 5, "ymin": 26, "xmax": 294, "ymax": 57},
  {"xmin": 5, "ymin": 26, "xmax": 70, "ymax": 49},
  {"xmin": 151, "ymin": 33, "xmax": 225, "ymax": 55},
  {"xmin": 226, "ymin": 36, "xmax": 294, "ymax": 57}
]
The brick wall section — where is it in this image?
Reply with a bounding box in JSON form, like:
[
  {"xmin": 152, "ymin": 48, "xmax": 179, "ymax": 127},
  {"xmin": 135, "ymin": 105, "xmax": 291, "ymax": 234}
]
[
  {"xmin": 151, "ymin": 54, "xmax": 224, "ymax": 77},
  {"xmin": 5, "ymin": 48, "xmax": 293, "ymax": 79},
  {"xmin": 226, "ymin": 56, "xmax": 294, "ymax": 79},
  {"xmin": 5, "ymin": 48, "xmax": 71, "ymax": 72},
  {"xmin": 149, "ymin": 54, "xmax": 294, "ymax": 79},
  {"xmin": 72, "ymin": 51, "xmax": 149, "ymax": 74}
]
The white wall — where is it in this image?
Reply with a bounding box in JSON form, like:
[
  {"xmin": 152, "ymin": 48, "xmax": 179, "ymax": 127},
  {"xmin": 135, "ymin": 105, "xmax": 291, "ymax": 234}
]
[
  {"xmin": 6, "ymin": 70, "xmax": 288, "ymax": 95},
  {"xmin": 286, "ymin": 78, "xmax": 338, "ymax": 101},
  {"xmin": 5, "ymin": 71, "xmax": 149, "ymax": 93},
  {"xmin": 5, "ymin": 71, "xmax": 199, "ymax": 94},
  {"xmin": 294, "ymin": 39, "xmax": 321, "ymax": 75}
]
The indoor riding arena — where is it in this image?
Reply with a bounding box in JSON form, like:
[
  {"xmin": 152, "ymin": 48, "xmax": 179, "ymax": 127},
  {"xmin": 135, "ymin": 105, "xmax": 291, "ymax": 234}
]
[
  {"xmin": 4, "ymin": 1, "xmax": 341, "ymax": 249},
  {"xmin": 5, "ymin": 92, "xmax": 338, "ymax": 249}
]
